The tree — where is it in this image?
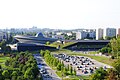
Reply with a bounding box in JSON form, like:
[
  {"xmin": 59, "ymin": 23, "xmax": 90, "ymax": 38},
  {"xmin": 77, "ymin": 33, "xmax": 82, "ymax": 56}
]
[
  {"xmin": 100, "ymin": 47, "xmax": 108, "ymax": 53},
  {"xmin": 24, "ymin": 68, "xmax": 34, "ymax": 80},
  {"xmin": 116, "ymin": 37, "xmax": 120, "ymax": 58},
  {"xmin": 7, "ymin": 36, "xmax": 14, "ymax": 44},
  {"xmin": 90, "ymin": 67, "xmax": 107, "ymax": 80},
  {"xmin": 73, "ymin": 68, "xmax": 76, "ymax": 75},
  {"xmin": 17, "ymin": 76, "xmax": 24, "ymax": 80},
  {"xmin": 0, "ymin": 69, "xmax": 3, "ymax": 80},
  {"xmin": 11, "ymin": 71, "xmax": 18, "ymax": 80},
  {"xmin": 45, "ymin": 50, "xmax": 50, "ymax": 55},
  {"xmin": 53, "ymin": 58, "xmax": 57, "ymax": 66},
  {"xmin": 1, "ymin": 51, "xmax": 39, "ymax": 80},
  {"xmin": 70, "ymin": 66, "xmax": 73, "ymax": 75},
  {"xmin": 6, "ymin": 46, "xmax": 11, "ymax": 52},
  {"xmin": 113, "ymin": 59, "xmax": 120, "ymax": 78},
  {"xmin": 57, "ymin": 62, "xmax": 61, "ymax": 71},
  {"xmin": 98, "ymin": 37, "xmax": 104, "ymax": 40},
  {"xmin": 0, "ymin": 65, "xmax": 2, "ymax": 69},
  {"xmin": 11, "ymin": 71, "xmax": 18, "ymax": 76},
  {"xmin": 61, "ymin": 61, "xmax": 64, "ymax": 71},
  {"xmin": 110, "ymin": 37, "xmax": 120, "ymax": 59},
  {"xmin": 31, "ymin": 66, "xmax": 39, "ymax": 78},
  {"xmin": 2, "ymin": 70, "xmax": 10, "ymax": 79},
  {"xmin": 46, "ymin": 41, "xmax": 50, "ymax": 45},
  {"xmin": 12, "ymin": 62, "xmax": 17, "ymax": 68},
  {"xmin": 105, "ymin": 36, "xmax": 113, "ymax": 40},
  {"xmin": 0, "ymin": 40, "xmax": 6, "ymax": 47},
  {"xmin": 106, "ymin": 68, "xmax": 117, "ymax": 80},
  {"xmin": 19, "ymin": 64, "xmax": 24, "ymax": 71},
  {"xmin": 40, "ymin": 50, "xmax": 45, "ymax": 57},
  {"xmin": 11, "ymin": 76, "xmax": 17, "ymax": 80},
  {"xmin": 67, "ymin": 64, "xmax": 69, "ymax": 71},
  {"xmin": 63, "ymin": 67, "xmax": 67, "ymax": 75},
  {"xmin": 22, "ymin": 65, "xmax": 28, "ymax": 73},
  {"xmin": 99, "ymin": 47, "xmax": 112, "ymax": 54}
]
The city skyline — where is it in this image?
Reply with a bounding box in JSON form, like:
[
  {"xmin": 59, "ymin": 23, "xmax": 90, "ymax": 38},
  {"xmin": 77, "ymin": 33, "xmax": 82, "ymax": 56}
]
[{"xmin": 0, "ymin": 0, "xmax": 120, "ymax": 29}]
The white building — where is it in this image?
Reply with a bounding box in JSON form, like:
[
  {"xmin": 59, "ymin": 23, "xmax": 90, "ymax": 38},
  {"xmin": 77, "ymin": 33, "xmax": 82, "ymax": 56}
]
[
  {"xmin": 76, "ymin": 31, "xmax": 86, "ymax": 40},
  {"xmin": 66, "ymin": 32, "xmax": 72, "ymax": 36},
  {"xmin": 76, "ymin": 29, "xmax": 96, "ymax": 40},
  {"xmin": 56, "ymin": 32, "xmax": 63, "ymax": 35},
  {"xmin": 96, "ymin": 28, "xmax": 104, "ymax": 40},
  {"xmin": 104, "ymin": 28, "xmax": 116, "ymax": 38}
]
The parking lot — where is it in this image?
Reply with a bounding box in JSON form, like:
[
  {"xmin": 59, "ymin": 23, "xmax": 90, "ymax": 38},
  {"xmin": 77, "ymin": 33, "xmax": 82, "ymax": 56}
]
[{"xmin": 54, "ymin": 53, "xmax": 112, "ymax": 76}]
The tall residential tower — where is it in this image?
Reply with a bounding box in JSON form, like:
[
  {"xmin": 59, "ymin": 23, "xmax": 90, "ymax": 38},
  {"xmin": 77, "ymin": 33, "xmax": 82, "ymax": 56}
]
[
  {"xmin": 96, "ymin": 28, "xmax": 104, "ymax": 40},
  {"xmin": 104, "ymin": 28, "xmax": 116, "ymax": 38},
  {"xmin": 118, "ymin": 28, "xmax": 120, "ymax": 36}
]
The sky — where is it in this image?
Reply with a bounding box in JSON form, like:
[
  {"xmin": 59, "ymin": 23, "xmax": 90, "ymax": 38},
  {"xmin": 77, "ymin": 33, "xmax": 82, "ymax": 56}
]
[{"xmin": 0, "ymin": 0, "xmax": 120, "ymax": 29}]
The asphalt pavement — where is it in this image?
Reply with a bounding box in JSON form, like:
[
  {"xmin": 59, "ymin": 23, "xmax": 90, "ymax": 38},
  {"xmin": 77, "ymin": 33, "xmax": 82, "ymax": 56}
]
[
  {"xmin": 54, "ymin": 53, "xmax": 113, "ymax": 76},
  {"xmin": 33, "ymin": 54, "xmax": 61, "ymax": 80}
]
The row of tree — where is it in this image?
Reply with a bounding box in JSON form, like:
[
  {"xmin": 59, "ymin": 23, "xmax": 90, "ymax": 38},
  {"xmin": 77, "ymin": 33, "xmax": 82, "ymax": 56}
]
[
  {"xmin": 110, "ymin": 37, "xmax": 120, "ymax": 59},
  {"xmin": 98, "ymin": 43, "xmax": 112, "ymax": 55},
  {"xmin": 99, "ymin": 37, "xmax": 120, "ymax": 59},
  {"xmin": 90, "ymin": 59, "xmax": 120, "ymax": 80},
  {"xmin": 0, "ymin": 35, "xmax": 14, "ymax": 53},
  {"xmin": 91, "ymin": 37, "xmax": 120, "ymax": 79},
  {"xmin": 0, "ymin": 40, "xmax": 11, "ymax": 53},
  {"xmin": 40, "ymin": 50, "xmax": 76, "ymax": 76},
  {"xmin": 64, "ymin": 33, "xmax": 76, "ymax": 40},
  {"xmin": 0, "ymin": 52, "xmax": 41, "ymax": 80}
]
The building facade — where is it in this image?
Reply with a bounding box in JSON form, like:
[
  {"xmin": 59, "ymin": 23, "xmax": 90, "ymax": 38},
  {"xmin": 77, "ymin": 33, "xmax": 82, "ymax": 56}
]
[
  {"xmin": 76, "ymin": 31, "xmax": 86, "ymax": 40},
  {"xmin": 118, "ymin": 28, "xmax": 120, "ymax": 36},
  {"xmin": 96, "ymin": 28, "xmax": 104, "ymax": 40},
  {"xmin": 105, "ymin": 28, "xmax": 116, "ymax": 38},
  {"xmin": 76, "ymin": 29, "xmax": 96, "ymax": 40}
]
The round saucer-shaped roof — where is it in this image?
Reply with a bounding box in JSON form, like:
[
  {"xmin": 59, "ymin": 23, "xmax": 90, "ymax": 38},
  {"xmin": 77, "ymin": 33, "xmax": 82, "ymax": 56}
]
[{"xmin": 35, "ymin": 32, "xmax": 44, "ymax": 37}]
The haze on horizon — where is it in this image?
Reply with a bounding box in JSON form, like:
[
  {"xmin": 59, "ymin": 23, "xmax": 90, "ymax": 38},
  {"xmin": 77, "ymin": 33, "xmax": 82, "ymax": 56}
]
[{"xmin": 0, "ymin": 0, "xmax": 120, "ymax": 29}]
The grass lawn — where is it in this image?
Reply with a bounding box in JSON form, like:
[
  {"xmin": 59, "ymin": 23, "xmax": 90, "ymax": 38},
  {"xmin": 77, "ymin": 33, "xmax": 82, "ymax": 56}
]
[
  {"xmin": 56, "ymin": 71, "xmax": 63, "ymax": 77},
  {"xmin": 56, "ymin": 71, "xmax": 81, "ymax": 80},
  {"xmin": 52, "ymin": 49, "xmax": 115, "ymax": 66},
  {"xmin": 48, "ymin": 41, "xmax": 76, "ymax": 49},
  {"xmin": 88, "ymin": 51, "xmax": 99, "ymax": 54},
  {"xmin": 77, "ymin": 75, "xmax": 90, "ymax": 80},
  {"xmin": 0, "ymin": 56, "xmax": 9, "ymax": 67},
  {"xmin": 63, "ymin": 75, "xmax": 80, "ymax": 80}
]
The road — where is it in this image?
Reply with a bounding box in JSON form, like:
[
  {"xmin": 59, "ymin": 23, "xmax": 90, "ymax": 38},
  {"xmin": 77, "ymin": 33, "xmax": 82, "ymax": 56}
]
[{"xmin": 33, "ymin": 54, "xmax": 61, "ymax": 80}]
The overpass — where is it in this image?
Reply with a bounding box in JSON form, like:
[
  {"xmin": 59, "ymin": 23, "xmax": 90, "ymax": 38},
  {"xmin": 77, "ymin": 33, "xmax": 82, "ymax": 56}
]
[{"xmin": 63, "ymin": 40, "xmax": 110, "ymax": 51}]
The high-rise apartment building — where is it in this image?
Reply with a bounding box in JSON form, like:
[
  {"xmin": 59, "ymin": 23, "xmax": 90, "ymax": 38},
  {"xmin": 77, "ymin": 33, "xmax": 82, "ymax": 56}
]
[
  {"xmin": 96, "ymin": 28, "xmax": 104, "ymax": 40},
  {"xmin": 76, "ymin": 31, "xmax": 86, "ymax": 40},
  {"xmin": 118, "ymin": 28, "xmax": 120, "ymax": 36},
  {"xmin": 104, "ymin": 28, "xmax": 116, "ymax": 38},
  {"xmin": 76, "ymin": 29, "xmax": 96, "ymax": 40}
]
